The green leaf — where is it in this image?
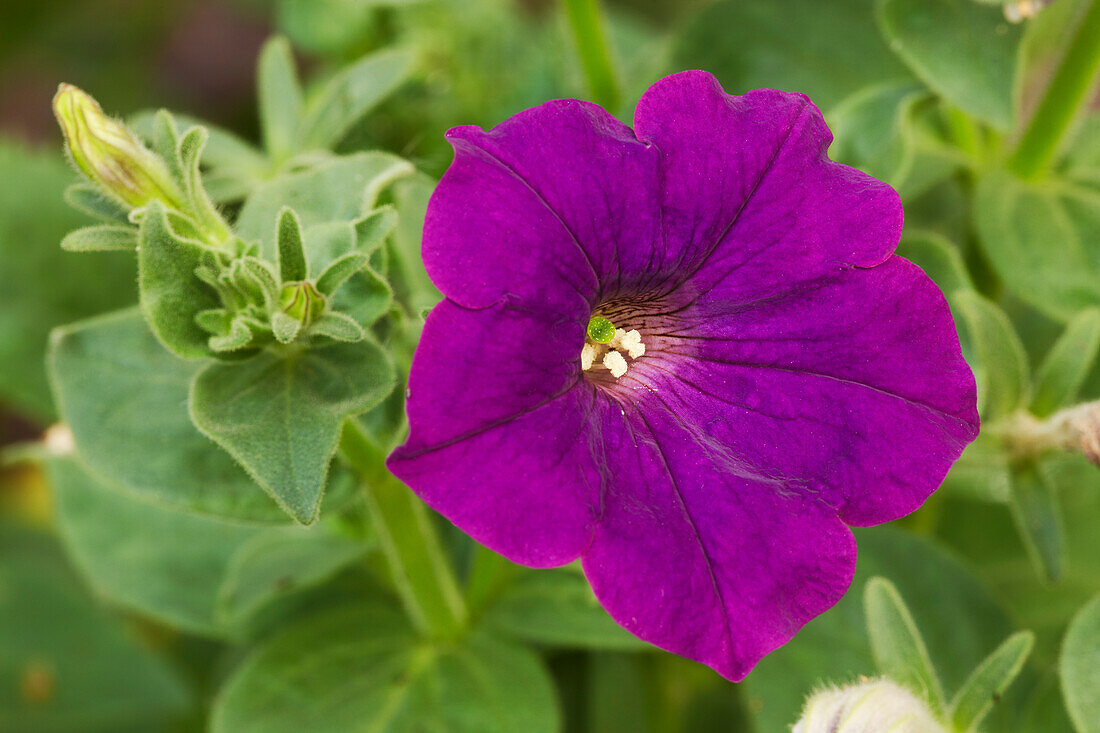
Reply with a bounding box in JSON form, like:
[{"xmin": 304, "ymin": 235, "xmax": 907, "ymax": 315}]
[
  {"xmin": 481, "ymin": 569, "xmax": 648, "ymax": 651},
  {"xmin": 310, "ymin": 312, "xmax": 365, "ymax": 342},
  {"xmin": 47, "ymin": 458, "xmax": 262, "ymax": 637},
  {"xmin": 949, "ymin": 631, "xmax": 1034, "ymax": 732},
  {"xmin": 64, "ymin": 183, "xmax": 130, "ymax": 223},
  {"xmin": 896, "ymin": 230, "xmax": 975, "ymax": 298},
  {"xmin": 211, "ymin": 603, "xmax": 560, "ymax": 733},
  {"xmin": 216, "ymin": 527, "xmax": 367, "ymax": 627},
  {"xmin": 389, "ymin": 173, "xmax": 442, "ymax": 315},
  {"xmin": 235, "ymin": 152, "xmax": 414, "ymax": 258},
  {"xmin": 276, "ymin": 207, "xmax": 308, "ymax": 282},
  {"xmin": 974, "ymin": 170, "xmax": 1100, "ymax": 321},
  {"xmin": 1061, "ymin": 593, "xmax": 1100, "ymax": 733},
  {"xmin": 0, "ymin": 521, "xmax": 190, "ymax": 732},
  {"xmin": 300, "ymin": 47, "xmax": 417, "ymax": 150},
  {"xmin": 303, "ymin": 222, "xmax": 393, "ymax": 328},
  {"xmin": 47, "ymin": 308, "xmax": 287, "ymax": 522},
  {"xmin": 953, "ymin": 290, "xmax": 1030, "ymax": 421},
  {"xmin": 315, "ymin": 252, "xmax": 367, "ymax": 296},
  {"xmin": 1010, "ymin": 464, "xmax": 1067, "ymax": 583},
  {"xmin": 276, "ymin": 0, "xmax": 423, "ymax": 55},
  {"xmin": 741, "ymin": 528, "xmax": 1020, "ymax": 732},
  {"xmin": 940, "ymin": 432, "xmax": 1012, "ymax": 503},
  {"xmin": 0, "ymin": 142, "xmax": 135, "ymax": 420},
  {"xmin": 137, "ymin": 200, "xmax": 221, "ymax": 359},
  {"xmin": 673, "ymin": 0, "xmax": 912, "ymax": 112},
  {"xmin": 177, "ymin": 126, "xmax": 230, "ymax": 242},
  {"xmin": 828, "ymin": 81, "xmax": 957, "ymax": 198},
  {"xmin": 270, "ymin": 311, "xmax": 301, "ymax": 345},
  {"xmin": 131, "ymin": 110, "xmax": 266, "ymax": 173},
  {"xmin": 876, "ymin": 0, "xmax": 1021, "ymax": 129},
  {"xmin": 190, "ymin": 338, "xmax": 395, "ymax": 524},
  {"xmin": 1032, "ymin": 308, "xmax": 1100, "ymax": 417},
  {"xmin": 257, "ymin": 37, "xmax": 304, "ymax": 161},
  {"xmin": 60, "ymin": 224, "xmax": 137, "ymax": 252},
  {"xmin": 210, "ymin": 317, "xmax": 256, "ymax": 352},
  {"xmin": 864, "ymin": 576, "xmax": 946, "ymax": 714}
]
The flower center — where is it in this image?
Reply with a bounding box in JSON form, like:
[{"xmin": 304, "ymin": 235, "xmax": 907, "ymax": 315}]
[{"xmin": 581, "ymin": 314, "xmax": 646, "ymax": 378}]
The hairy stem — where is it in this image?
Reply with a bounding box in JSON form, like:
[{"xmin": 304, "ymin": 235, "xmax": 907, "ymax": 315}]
[
  {"xmin": 1002, "ymin": 399, "xmax": 1100, "ymax": 465},
  {"xmin": 1009, "ymin": 0, "xmax": 1100, "ymax": 178},
  {"xmin": 339, "ymin": 420, "xmax": 467, "ymax": 638}
]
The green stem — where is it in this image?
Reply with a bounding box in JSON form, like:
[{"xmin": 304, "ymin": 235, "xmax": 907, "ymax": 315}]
[
  {"xmin": 562, "ymin": 0, "xmax": 621, "ymax": 112},
  {"xmin": 339, "ymin": 420, "xmax": 467, "ymax": 639},
  {"xmin": 1009, "ymin": 0, "xmax": 1100, "ymax": 178}
]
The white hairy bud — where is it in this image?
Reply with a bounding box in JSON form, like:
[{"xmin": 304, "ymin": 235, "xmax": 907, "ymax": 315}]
[{"xmin": 792, "ymin": 679, "xmax": 945, "ymax": 733}]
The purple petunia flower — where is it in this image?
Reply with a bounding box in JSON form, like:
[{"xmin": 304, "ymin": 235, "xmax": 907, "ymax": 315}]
[{"xmin": 387, "ymin": 71, "xmax": 979, "ymax": 680}]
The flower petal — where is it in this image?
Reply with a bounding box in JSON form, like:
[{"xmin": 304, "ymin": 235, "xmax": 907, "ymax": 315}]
[
  {"xmin": 581, "ymin": 403, "xmax": 856, "ymax": 681},
  {"xmin": 387, "ymin": 299, "xmax": 601, "ymax": 566},
  {"xmin": 633, "ymin": 256, "xmax": 978, "ymax": 526},
  {"xmin": 426, "ymin": 100, "xmax": 659, "ymax": 311},
  {"xmin": 633, "ymin": 71, "xmax": 901, "ymax": 301}
]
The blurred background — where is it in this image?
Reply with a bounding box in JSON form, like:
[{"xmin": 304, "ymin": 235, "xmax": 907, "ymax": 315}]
[{"xmin": 2, "ymin": 0, "xmax": 1099, "ymax": 731}]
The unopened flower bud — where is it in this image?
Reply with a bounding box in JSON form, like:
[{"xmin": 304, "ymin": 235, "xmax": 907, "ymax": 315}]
[
  {"xmin": 280, "ymin": 281, "xmax": 326, "ymax": 326},
  {"xmin": 792, "ymin": 679, "xmax": 944, "ymax": 733},
  {"xmin": 52, "ymin": 84, "xmax": 184, "ymax": 210}
]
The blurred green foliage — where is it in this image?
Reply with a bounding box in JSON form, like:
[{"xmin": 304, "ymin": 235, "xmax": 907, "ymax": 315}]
[{"xmin": 2, "ymin": 0, "xmax": 1100, "ymax": 731}]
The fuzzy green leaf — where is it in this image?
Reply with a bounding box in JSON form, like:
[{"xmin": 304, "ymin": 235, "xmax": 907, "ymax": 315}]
[
  {"xmin": 177, "ymin": 126, "xmax": 230, "ymax": 241},
  {"xmin": 315, "ymin": 252, "xmax": 367, "ymax": 296},
  {"xmin": 137, "ymin": 200, "xmax": 221, "ymax": 359},
  {"xmin": 60, "ymin": 224, "xmax": 137, "ymax": 252},
  {"xmin": 270, "ymin": 310, "xmax": 302, "ymax": 344},
  {"xmin": 215, "ymin": 528, "xmax": 367, "ymax": 627},
  {"xmin": 864, "ymin": 576, "xmax": 946, "ymax": 714},
  {"xmin": 310, "ymin": 311, "xmax": 365, "ymax": 342},
  {"xmin": 47, "ymin": 458, "xmax": 262, "ymax": 637},
  {"xmin": 190, "ymin": 338, "xmax": 395, "ymax": 524},
  {"xmin": 1031, "ymin": 308, "xmax": 1100, "ymax": 417},
  {"xmin": 299, "ymin": 47, "xmax": 416, "ymax": 149},
  {"xmin": 63, "ymin": 182, "xmax": 131, "ymax": 223},
  {"xmin": 876, "ymin": 0, "xmax": 1020, "ymax": 129},
  {"xmin": 354, "ymin": 205, "xmax": 398, "ymax": 254},
  {"xmin": 236, "ymin": 153, "xmax": 414, "ymax": 258},
  {"xmin": 276, "ymin": 207, "xmax": 308, "ymax": 282},
  {"xmin": 211, "ymin": 603, "xmax": 560, "ymax": 733},
  {"xmin": 1061, "ymin": 593, "xmax": 1100, "ymax": 733},
  {"xmin": 949, "ymin": 631, "xmax": 1034, "ymax": 732},
  {"xmin": 209, "ymin": 317, "xmax": 255, "ymax": 353},
  {"xmin": 47, "ymin": 308, "xmax": 288, "ymax": 522},
  {"xmin": 257, "ymin": 37, "xmax": 304, "ymax": 160}
]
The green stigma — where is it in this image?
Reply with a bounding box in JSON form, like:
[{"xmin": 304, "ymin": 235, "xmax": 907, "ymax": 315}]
[{"xmin": 587, "ymin": 315, "xmax": 616, "ymax": 344}]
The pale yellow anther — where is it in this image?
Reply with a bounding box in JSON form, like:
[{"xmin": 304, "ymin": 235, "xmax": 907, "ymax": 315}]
[
  {"xmin": 580, "ymin": 343, "xmax": 598, "ymax": 371},
  {"xmin": 603, "ymin": 350, "xmax": 628, "ymax": 378},
  {"xmin": 581, "ymin": 325, "xmax": 646, "ymax": 378}
]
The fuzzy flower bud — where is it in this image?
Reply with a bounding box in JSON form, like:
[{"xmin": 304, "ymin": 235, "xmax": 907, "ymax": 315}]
[
  {"xmin": 280, "ymin": 281, "xmax": 326, "ymax": 326},
  {"xmin": 792, "ymin": 679, "xmax": 945, "ymax": 733},
  {"xmin": 52, "ymin": 83, "xmax": 184, "ymax": 210}
]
